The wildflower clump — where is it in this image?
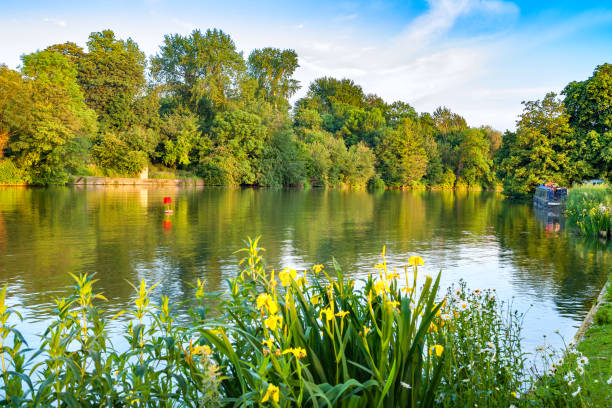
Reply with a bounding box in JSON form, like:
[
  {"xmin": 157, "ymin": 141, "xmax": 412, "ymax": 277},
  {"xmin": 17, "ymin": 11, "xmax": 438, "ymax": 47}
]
[{"xmin": 197, "ymin": 238, "xmax": 448, "ymax": 407}]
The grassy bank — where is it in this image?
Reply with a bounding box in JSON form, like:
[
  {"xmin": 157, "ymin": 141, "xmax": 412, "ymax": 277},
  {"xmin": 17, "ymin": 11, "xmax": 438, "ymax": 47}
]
[
  {"xmin": 527, "ymin": 274, "xmax": 612, "ymax": 407},
  {"xmin": 566, "ymin": 183, "xmax": 612, "ymax": 239},
  {"xmin": 0, "ymin": 238, "xmax": 606, "ymax": 406}
]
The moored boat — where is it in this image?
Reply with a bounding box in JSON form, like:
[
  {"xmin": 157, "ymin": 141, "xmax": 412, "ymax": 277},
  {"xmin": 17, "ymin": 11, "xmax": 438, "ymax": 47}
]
[{"xmin": 534, "ymin": 182, "xmax": 567, "ymax": 209}]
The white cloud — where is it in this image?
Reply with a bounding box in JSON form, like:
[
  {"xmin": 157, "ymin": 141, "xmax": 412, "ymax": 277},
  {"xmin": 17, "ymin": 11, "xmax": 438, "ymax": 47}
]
[{"xmin": 43, "ymin": 17, "xmax": 67, "ymax": 27}]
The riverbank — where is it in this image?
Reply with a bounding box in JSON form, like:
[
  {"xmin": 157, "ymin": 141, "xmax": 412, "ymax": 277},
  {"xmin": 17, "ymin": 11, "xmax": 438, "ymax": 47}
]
[
  {"xmin": 68, "ymin": 175, "xmax": 204, "ymax": 186},
  {"xmin": 574, "ymin": 274, "xmax": 612, "ymax": 405}
]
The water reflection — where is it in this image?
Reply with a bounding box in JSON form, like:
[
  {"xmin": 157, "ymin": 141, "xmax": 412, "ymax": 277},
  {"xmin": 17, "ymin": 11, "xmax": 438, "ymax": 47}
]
[{"xmin": 0, "ymin": 186, "xmax": 609, "ymax": 351}]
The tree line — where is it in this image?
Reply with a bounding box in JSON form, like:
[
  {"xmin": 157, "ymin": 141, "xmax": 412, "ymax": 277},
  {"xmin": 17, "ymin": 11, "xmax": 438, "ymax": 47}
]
[{"xmin": 0, "ymin": 28, "xmax": 609, "ymax": 194}]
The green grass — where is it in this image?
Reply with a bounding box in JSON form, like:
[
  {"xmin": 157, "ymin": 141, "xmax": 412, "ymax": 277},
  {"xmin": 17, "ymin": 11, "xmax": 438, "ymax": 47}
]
[{"xmin": 524, "ymin": 275, "xmax": 612, "ymax": 407}]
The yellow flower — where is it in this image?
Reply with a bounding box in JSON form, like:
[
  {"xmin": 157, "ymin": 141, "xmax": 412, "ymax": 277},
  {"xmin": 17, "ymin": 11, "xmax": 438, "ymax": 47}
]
[
  {"xmin": 386, "ymin": 269, "xmax": 400, "ymax": 280},
  {"xmin": 262, "ymin": 338, "xmax": 274, "ymax": 349},
  {"xmin": 374, "ymin": 280, "xmax": 386, "ymax": 296},
  {"xmin": 311, "ymin": 295, "xmax": 320, "ymax": 305},
  {"xmin": 296, "ymin": 276, "xmax": 307, "ymax": 287},
  {"xmin": 312, "ymin": 264, "xmax": 324, "ymax": 274},
  {"xmin": 279, "ymin": 268, "xmax": 297, "ymax": 287},
  {"xmin": 319, "ymin": 307, "xmax": 334, "ymax": 322},
  {"xmin": 264, "ymin": 315, "xmax": 283, "ymax": 331},
  {"xmin": 402, "ymin": 286, "xmax": 413, "ymax": 294},
  {"xmin": 386, "ymin": 300, "xmax": 400, "ymax": 310},
  {"xmin": 429, "ymin": 344, "xmax": 444, "ymax": 357},
  {"xmin": 256, "ymin": 293, "xmax": 278, "ymax": 315},
  {"xmin": 511, "ymin": 391, "xmax": 517, "ymax": 398},
  {"xmin": 335, "ymin": 310, "xmax": 349, "ymax": 319},
  {"xmin": 363, "ymin": 325, "xmax": 371, "ymax": 336},
  {"xmin": 282, "ymin": 347, "xmax": 307, "ymax": 359},
  {"xmin": 408, "ymin": 256, "xmax": 424, "ymax": 266},
  {"xmin": 262, "ymin": 383, "xmax": 280, "ymax": 403},
  {"xmin": 428, "ymin": 322, "xmax": 438, "ymax": 333}
]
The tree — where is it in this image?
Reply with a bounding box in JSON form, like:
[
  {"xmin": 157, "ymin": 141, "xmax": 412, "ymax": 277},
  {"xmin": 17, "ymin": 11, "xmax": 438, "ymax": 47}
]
[
  {"xmin": 299, "ymin": 77, "xmax": 366, "ymax": 113},
  {"xmin": 563, "ymin": 63, "xmax": 611, "ymax": 135},
  {"xmin": 0, "ymin": 65, "xmax": 28, "ymax": 157},
  {"xmin": 258, "ymin": 128, "xmax": 305, "ymax": 186},
  {"xmin": 200, "ymin": 109, "xmax": 267, "ymax": 185},
  {"xmin": 376, "ymin": 119, "xmax": 428, "ymax": 187},
  {"xmin": 247, "ymin": 48, "xmax": 299, "ymax": 109},
  {"xmin": 78, "ymin": 30, "xmax": 146, "ymax": 131},
  {"xmin": 457, "ymin": 128, "xmax": 493, "ymax": 187},
  {"xmin": 10, "ymin": 51, "xmax": 96, "ymax": 184},
  {"xmin": 160, "ymin": 110, "xmax": 200, "ymax": 168},
  {"xmin": 562, "ymin": 63, "xmax": 612, "ymax": 181},
  {"xmin": 498, "ymin": 93, "xmax": 574, "ymax": 196},
  {"xmin": 92, "ymin": 132, "xmax": 148, "ymax": 176},
  {"xmin": 152, "ymin": 29, "xmax": 246, "ymax": 113}
]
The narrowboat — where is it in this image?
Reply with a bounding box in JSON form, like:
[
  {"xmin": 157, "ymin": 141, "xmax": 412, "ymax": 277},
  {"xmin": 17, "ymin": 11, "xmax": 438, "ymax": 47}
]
[{"xmin": 534, "ymin": 183, "xmax": 567, "ymax": 208}]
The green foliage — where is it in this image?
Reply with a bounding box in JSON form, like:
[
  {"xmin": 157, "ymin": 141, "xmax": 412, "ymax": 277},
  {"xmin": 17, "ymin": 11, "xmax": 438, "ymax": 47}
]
[
  {"xmin": 457, "ymin": 128, "xmax": 493, "ymax": 187},
  {"xmin": 92, "ymin": 132, "xmax": 148, "ymax": 176},
  {"xmin": 498, "ymin": 93, "xmax": 574, "ymax": 196},
  {"xmin": 78, "ymin": 30, "xmax": 146, "ymax": 131},
  {"xmin": 0, "ymin": 159, "xmax": 24, "ymax": 184},
  {"xmin": 6, "ymin": 27, "xmax": 607, "ymax": 190},
  {"xmin": 10, "ymin": 50, "xmax": 96, "ymax": 184},
  {"xmin": 376, "ymin": 120, "xmax": 428, "ymax": 188},
  {"xmin": 151, "ymin": 28, "xmax": 245, "ymax": 112},
  {"xmin": 258, "ymin": 128, "xmax": 305, "ymax": 187},
  {"xmin": 565, "ymin": 183, "xmax": 612, "ymax": 239},
  {"xmin": 160, "ymin": 110, "xmax": 201, "ymax": 168},
  {"xmin": 248, "ymin": 48, "xmax": 300, "ymax": 109},
  {"xmin": 199, "ymin": 109, "xmax": 266, "ymax": 185}
]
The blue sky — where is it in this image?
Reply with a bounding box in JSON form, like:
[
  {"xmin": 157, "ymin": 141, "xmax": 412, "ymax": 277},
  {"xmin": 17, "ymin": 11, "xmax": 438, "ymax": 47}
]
[{"xmin": 1, "ymin": 0, "xmax": 611, "ymax": 130}]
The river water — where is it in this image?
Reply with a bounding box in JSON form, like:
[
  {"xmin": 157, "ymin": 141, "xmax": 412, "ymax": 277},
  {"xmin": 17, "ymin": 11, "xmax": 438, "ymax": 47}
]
[{"xmin": 0, "ymin": 186, "xmax": 609, "ymax": 352}]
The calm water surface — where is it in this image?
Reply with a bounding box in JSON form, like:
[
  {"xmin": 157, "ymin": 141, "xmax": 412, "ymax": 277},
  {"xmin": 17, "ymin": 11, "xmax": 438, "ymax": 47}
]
[{"xmin": 0, "ymin": 186, "xmax": 609, "ymax": 352}]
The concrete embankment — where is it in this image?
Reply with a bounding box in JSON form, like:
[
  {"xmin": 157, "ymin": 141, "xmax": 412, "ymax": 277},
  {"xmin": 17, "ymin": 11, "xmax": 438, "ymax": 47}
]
[{"xmin": 69, "ymin": 176, "xmax": 204, "ymax": 186}]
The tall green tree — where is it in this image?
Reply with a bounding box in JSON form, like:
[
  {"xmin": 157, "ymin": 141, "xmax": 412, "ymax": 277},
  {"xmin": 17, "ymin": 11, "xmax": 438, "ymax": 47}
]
[
  {"xmin": 10, "ymin": 51, "xmax": 96, "ymax": 184},
  {"xmin": 247, "ymin": 48, "xmax": 299, "ymax": 109},
  {"xmin": 78, "ymin": 30, "xmax": 146, "ymax": 131},
  {"xmin": 498, "ymin": 93, "xmax": 574, "ymax": 196},
  {"xmin": 562, "ymin": 63, "xmax": 612, "ymax": 180},
  {"xmin": 151, "ymin": 29, "xmax": 246, "ymax": 115},
  {"xmin": 376, "ymin": 118, "xmax": 428, "ymax": 187},
  {"xmin": 457, "ymin": 128, "xmax": 493, "ymax": 187}
]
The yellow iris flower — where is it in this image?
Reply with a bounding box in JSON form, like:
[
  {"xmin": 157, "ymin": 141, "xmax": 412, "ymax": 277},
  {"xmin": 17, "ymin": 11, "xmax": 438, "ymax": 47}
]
[
  {"xmin": 279, "ymin": 268, "xmax": 297, "ymax": 287},
  {"xmin": 282, "ymin": 347, "xmax": 307, "ymax": 359},
  {"xmin": 261, "ymin": 383, "xmax": 280, "ymax": 403},
  {"xmin": 264, "ymin": 315, "xmax": 283, "ymax": 331},
  {"xmin": 429, "ymin": 344, "xmax": 444, "ymax": 357},
  {"xmin": 408, "ymin": 256, "xmax": 424, "ymax": 266}
]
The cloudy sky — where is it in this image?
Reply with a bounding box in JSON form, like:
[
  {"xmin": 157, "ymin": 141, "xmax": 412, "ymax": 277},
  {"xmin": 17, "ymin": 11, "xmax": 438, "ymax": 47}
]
[{"xmin": 1, "ymin": 0, "xmax": 611, "ymax": 130}]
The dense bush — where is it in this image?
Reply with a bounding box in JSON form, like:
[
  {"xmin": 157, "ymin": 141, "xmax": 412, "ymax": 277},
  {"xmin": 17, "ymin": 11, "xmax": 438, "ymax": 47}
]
[{"xmin": 0, "ymin": 159, "xmax": 24, "ymax": 184}]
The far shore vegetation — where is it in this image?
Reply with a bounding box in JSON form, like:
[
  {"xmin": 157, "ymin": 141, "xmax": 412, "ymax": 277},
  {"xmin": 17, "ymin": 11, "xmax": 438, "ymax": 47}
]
[
  {"xmin": 0, "ymin": 28, "xmax": 610, "ymax": 194},
  {"xmin": 1, "ymin": 237, "xmax": 608, "ymax": 407}
]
